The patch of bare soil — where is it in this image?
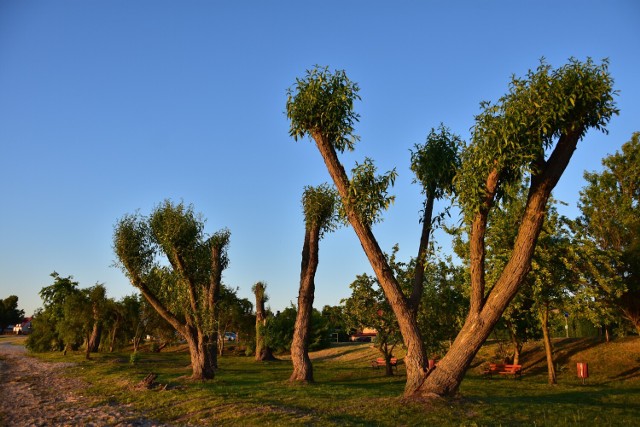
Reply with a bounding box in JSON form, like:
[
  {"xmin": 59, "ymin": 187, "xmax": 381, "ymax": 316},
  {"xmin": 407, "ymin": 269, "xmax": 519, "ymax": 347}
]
[{"xmin": 0, "ymin": 340, "xmax": 171, "ymax": 427}]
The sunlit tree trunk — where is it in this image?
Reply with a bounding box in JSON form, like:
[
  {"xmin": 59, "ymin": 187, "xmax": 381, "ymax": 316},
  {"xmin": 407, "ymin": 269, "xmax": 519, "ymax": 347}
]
[
  {"xmin": 290, "ymin": 225, "xmax": 320, "ymax": 382},
  {"xmin": 186, "ymin": 329, "xmax": 216, "ymax": 380},
  {"xmin": 506, "ymin": 321, "xmax": 523, "ymax": 365},
  {"xmin": 254, "ymin": 282, "xmax": 275, "ymax": 361},
  {"xmin": 540, "ymin": 302, "xmax": 557, "ymax": 385},
  {"xmin": 88, "ymin": 321, "xmax": 102, "ymax": 353}
]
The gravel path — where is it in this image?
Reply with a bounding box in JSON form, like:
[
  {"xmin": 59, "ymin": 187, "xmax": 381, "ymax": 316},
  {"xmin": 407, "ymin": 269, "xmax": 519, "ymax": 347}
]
[{"xmin": 0, "ymin": 339, "xmax": 171, "ymax": 426}]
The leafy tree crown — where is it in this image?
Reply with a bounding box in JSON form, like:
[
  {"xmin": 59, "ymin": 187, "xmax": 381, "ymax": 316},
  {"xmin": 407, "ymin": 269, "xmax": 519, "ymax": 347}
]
[
  {"xmin": 456, "ymin": 58, "xmax": 618, "ymax": 217},
  {"xmin": 286, "ymin": 66, "xmax": 361, "ymax": 152}
]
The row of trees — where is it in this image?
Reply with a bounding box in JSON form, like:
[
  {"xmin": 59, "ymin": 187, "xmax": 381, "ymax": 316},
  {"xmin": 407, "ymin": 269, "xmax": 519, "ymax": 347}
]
[
  {"xmin": 26, "ymin": 270, "xmax": 255, "ymax": 362},
  {"xmin": 27, "ymin": 272, "xmax": 171, "ymax": 357},
  {"xmin": 25, "ymin": 57, "xmax": 635, "ymax": 403}
]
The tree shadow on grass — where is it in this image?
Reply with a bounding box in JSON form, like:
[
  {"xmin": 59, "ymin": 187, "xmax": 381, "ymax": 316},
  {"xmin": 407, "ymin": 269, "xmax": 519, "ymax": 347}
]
[
  {"xmin": 603, "ymin": 366, "xmax": 640, "ymax": 383},
  {"xmin": 521, "ymin": 338, "xmax": 601, "ymax": 375}
]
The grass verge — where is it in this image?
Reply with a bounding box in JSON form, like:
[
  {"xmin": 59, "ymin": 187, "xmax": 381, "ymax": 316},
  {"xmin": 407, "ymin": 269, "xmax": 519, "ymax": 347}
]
[{"xmin": 25, "ymin": 337, "xmax": 640, "ymax": 426}]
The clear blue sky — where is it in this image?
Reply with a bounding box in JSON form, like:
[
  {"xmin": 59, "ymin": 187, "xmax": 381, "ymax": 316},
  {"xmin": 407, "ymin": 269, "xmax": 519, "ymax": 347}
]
[{"xmin": 1, "ymin": 1, "xmax": 638, "ymax": 317}]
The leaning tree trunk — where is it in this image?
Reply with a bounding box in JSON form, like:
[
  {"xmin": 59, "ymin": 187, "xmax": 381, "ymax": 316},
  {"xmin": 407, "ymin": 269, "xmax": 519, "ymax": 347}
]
[
  {"xmin": 290, "ymin": 225, "xmax": 320, "ymax": 382},
  {"xmin": 540, "ymin": 302, "xmax": 557, "ymax": 385},
  {"xmin": 415, "ymin": 193, "xmax": 549, "ymax": 396}
]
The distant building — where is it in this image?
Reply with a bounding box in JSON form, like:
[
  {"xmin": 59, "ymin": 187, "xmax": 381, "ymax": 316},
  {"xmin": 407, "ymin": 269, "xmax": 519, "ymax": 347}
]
[
  {"xmin": 12, "ymin": 317, "xmax": 32, "ymax": 334},
  {"xmin": 350, "ymin": 327, "xmax": 377, "ymax": 342}
]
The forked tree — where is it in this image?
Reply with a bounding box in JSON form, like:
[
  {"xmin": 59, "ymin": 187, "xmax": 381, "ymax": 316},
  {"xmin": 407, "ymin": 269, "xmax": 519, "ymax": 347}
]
[
  {"xmin": 290, "ymin": 184, "xmax": 338, "ymax": 382},
  {"xmin": 286, "ymin": 59, "xmax": 617, "ymax": 398},
  {"xmin": 113, "ymin": 200, "xmax": 230, "ymax": 380},
  {"xmin": 253, "ymin": 281, "xmax": 276, "ymax": 361}
]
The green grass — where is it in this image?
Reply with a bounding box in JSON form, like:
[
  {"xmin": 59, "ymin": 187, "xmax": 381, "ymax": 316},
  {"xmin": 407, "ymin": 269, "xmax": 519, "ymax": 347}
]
[{"xmin": 25, "ymin": 338, "xmax": 640, "ymax": 426}]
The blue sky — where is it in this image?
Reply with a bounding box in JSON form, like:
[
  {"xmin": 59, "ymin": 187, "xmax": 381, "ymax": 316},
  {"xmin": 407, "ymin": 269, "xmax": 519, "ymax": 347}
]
[{"xmin": 1, "ymin": 1, "xmax": 638, "ymax": 316}]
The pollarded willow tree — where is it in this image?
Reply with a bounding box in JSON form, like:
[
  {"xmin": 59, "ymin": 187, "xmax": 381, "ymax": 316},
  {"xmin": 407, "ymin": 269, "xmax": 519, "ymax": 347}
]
[
  {"xmin": 253, "ymin": 281, "xmax": 276, "ymax": 361},
  {"xmin": 113, "ymin": 200, "xmax": 230, "ymax": 380},
  {"xmin": 286, "ymin": 59, "xmax": 617, "ymax": 398},
  {"xmin": 290, "ymin": 183, "xmax": 338, "ymax": 382}
]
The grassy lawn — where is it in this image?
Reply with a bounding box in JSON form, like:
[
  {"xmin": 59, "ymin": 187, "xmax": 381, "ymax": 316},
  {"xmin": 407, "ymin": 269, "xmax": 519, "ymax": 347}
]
[{"xmin": 25, "ymin": 337, "xmax": 640, "ymax": 426}]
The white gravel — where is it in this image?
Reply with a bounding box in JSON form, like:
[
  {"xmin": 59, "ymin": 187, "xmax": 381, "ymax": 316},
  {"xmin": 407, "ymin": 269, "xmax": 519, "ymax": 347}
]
[{"xmin": 0, "ymin": 339, "xmax": 172, "ymax": 426}]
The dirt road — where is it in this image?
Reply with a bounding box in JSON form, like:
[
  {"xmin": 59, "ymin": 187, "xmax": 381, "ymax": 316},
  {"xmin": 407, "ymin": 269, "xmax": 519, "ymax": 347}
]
[{"xmin": 0, "ymin": 338, "xmax": 169, "ymax": 426}]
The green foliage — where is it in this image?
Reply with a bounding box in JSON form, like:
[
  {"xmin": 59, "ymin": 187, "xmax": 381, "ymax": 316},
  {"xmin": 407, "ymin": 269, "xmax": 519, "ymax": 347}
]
[
  {"xmin": 25, "ymin": 308, "xmax": 60, "ymax": 352},
  {"xmin": 218, "ymin": 285, "xmax": 254, "ymax": 344},
  {"xmin": 321, "ymin": 305, "xmax": 350, "ymax": 341},
  {"xmin": 410, "ymin": 123, "xmax": 462, "ymax": 200},
  {"xmin": 286, "ymin": 65, "xmax": 361, "ymax": 152},
  {"xmin": 417, "ymin": 259, "xmax": 467, "ymax": 356},
  {"xmin": 341, "ymin": 158, "xmax": 397, "ymax": 227},
  {"xmin": 265, "ymin": 306, "xmax": 330, "ymax": 353},
  {"xmin": 578, "ymin": 132, "xmax": 640, "ymax": 332},
  {"xmin": 342, "ymin": 274, "xmax": 402, "ymax": 354},
  {"xmin": 57, "ymin": 290, "xmax": 93, "ymax": 350},
  {"xmin": 302, "ymin": 183, "xmax": 339, "ymax": 237},
  {"xmin": 457, "ymin": 58, "xmax": 618, "ymax": 218},
  {"xmin": 38, "ymin": 272, "xmax": 80, "ymax": 320},
  {"xmin": 27, "ymin": 273, "xmax": 82, "ymax": 352}
]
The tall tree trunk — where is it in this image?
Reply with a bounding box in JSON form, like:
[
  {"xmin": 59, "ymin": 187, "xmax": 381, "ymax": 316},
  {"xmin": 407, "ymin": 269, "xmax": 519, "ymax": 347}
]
[
  {"xmin": 186, "ymin": 329, "xmax": 216, "ymax": 380},
  {"xmin": 290, "ymin": 226, "xmax": 320, "ymax": 382},
  {"xmin": 254, "ymin": 283, "xmax": 275, "ymax": 361},
  {"xmin": 109, "ymin": 319, "xmax": 119, "ymax": 353},
  {"xmin": 218, "ymin": 327, "xmax": 225, "ymax": 356},
  {"xmin": 507, "ymin": 324, "xmax": 522, "ymax": 365},
  {"xmin": 88, "ymin": 321, "xmax": 102, "ymax": 353},
  {"xmin": 409, "ymin": 195, "xmax": 434, "ymax": 313},
  {"xmin": 84, "ymin": 334, "xmax": 92, "ymax": 360},
  {"xmin": 540, "ymin": 302, "xmax": 557, "ymax": 385}
]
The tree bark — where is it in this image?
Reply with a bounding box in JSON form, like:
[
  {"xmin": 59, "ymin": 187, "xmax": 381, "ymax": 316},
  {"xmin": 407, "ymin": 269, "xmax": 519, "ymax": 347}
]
[
  {"xmin": 186, "ymin": 328, "xmax": 216, "ymax": 380},
  {"xmin": 540, "ymin": 302, "xmax": 557, "ymax": 385},
  {"xmin": 88, "ymin": 321, "xmax": 102, "ymax": 353},
  {"xmin": 290, "ymin": 226, "xmax": 320, "ymax": 382},
  {"xmin": 109, "ymin": 318, "xmax": 119, "ymax": 353},
  {"xmin": 84, "ymin": 333, "xmax": 92, "ymax": 360},
  {"xmin": 409, "ymin": 195, "xmax": 435, "ymax": 313},
  {"xmin": 381, "ymin": 342, "xmax": 397, "ymax": 376}
]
